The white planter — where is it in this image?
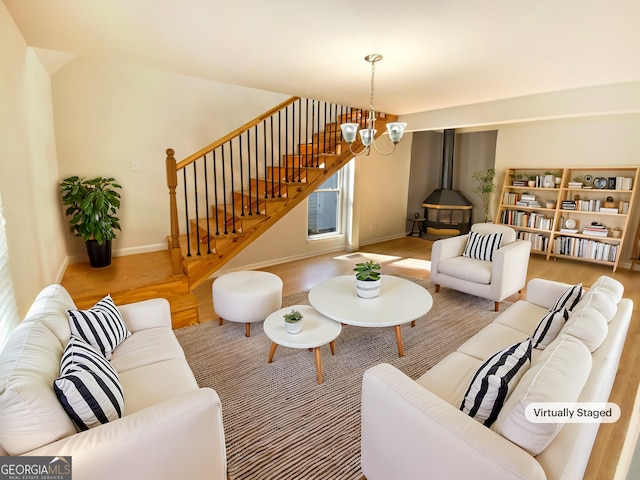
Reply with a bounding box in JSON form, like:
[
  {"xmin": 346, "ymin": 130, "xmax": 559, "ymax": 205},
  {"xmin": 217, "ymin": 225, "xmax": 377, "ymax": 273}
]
[
  {"xmin": 285, "ymin": 320, "xmax": 303, "ymax": 334},
  {"xmin": 356, "ymin": 279, "xmax": 381, "ymax": 299},
  {"xmin": 543, "ymin": 175, "xmax": 554, "ymax": 188}
]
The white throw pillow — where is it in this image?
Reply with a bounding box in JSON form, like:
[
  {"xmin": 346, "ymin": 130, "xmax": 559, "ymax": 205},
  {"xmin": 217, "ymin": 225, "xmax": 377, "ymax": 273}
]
[
  {"xmin": 531, "ymin": 308, "xmax": 569, "ymax": 350},
  {"xmin": 54, "ymin": 336, "xmax": 124, "ymax": 431},
  {"xmin": 460, "ymin": 338, "xmax": 532, "ymax": 427},
  {"xmin": 590, "ymin": 275, "xmax": 623, "ymax": 304},
  {"xmin": 67, "ymin": 295, "xmax": 130, "ymax": 360},
  {"xmin": 462, "ymin": 231, "xmax": 503, "ymax": 261},
  {"xmin": 493, "ymin": 335, "xmax": 592, "ymax": 455}
]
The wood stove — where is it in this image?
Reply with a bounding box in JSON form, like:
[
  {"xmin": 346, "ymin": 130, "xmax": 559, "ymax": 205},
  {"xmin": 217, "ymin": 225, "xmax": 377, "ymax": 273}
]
[{"xmin": 421, "ymin": 129, "xmax": 473, "ymax": 236}]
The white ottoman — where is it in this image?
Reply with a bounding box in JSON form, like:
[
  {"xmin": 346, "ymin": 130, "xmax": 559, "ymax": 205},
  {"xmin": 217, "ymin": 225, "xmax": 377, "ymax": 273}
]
[{"xmin": 212, "ymin": 271, "xmax": 283, "ymax": 337}]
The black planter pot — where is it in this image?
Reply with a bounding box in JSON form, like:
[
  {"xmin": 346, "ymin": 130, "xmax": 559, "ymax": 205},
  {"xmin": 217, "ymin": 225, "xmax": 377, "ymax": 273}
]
[{"xmin": 85, "ymin": 239, "xmax": 112, "ymax": 268}]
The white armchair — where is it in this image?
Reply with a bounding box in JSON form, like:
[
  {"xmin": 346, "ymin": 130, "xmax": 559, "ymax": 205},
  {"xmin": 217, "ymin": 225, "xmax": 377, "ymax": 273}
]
[{"xmin": 429, "ymin": 223, "xmax": 531, "ymax": 311}]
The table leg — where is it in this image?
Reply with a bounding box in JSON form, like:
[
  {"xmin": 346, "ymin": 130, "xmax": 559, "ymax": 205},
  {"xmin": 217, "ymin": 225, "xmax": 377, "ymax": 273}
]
[
  {"xmin": 314, "ymin": 347, "xmax": 323, "ymax": 384},
  {"xmin": 268, "ymin": 342, "xmax": 278, "ymax": 363},
  {"xmin": 411, "ymin": 320, "xmax": 416, "ymax": 327},
  {"xmin": 329, "ymin": 340, "xmax": 335, "ymax": 355},
  {"xmin": 394, "ymin": 325, "xmax": 404, "ymax": 357}
]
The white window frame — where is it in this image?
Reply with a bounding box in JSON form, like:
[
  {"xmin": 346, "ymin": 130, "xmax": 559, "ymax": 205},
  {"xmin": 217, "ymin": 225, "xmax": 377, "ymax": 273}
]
[
  {"xmin": 0, "ymin": 192, "xmax": 19, "ymax": 352},
  {"xmin": 307, "ymin": 168, "xmax": 346, "ymax": 240}
]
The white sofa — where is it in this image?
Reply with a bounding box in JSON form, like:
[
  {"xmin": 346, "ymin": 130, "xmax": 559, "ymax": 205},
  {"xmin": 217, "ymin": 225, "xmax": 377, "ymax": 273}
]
[
  {"xmin": 0, "ymin": 284, "xmax": 226, "ymax": 480},
  {"xmin": 361, "ymin": 275, "xmax": 632, "ymax": 480}
]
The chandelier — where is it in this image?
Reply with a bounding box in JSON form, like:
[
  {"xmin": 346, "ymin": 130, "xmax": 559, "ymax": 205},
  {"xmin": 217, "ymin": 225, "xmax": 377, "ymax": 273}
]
[{"xmin": 340, "ymin": 54, "xmax": 407, "ymax": 156}]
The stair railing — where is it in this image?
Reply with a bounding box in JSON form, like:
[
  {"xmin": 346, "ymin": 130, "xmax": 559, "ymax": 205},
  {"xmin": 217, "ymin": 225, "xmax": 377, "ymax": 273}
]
[{"xmin": 166, "ymin": 96, "xmax": 367, "ymax": 275}]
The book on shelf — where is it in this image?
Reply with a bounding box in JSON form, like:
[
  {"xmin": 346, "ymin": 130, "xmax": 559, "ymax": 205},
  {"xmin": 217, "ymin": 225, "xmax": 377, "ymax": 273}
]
[
  {"xmin": 599, "ymin": 207, "xmax": 619, "ymax": 214},
  {"xmin": 561, "ymin": 200, "xmax": 576, "ymax": 210},
  {"xmin": 560, "ymin": 228, "xmax": 579, "ymax": 234},
  {"xmin": 582, "ymin": 225, "xmax": 608, "ymax": 237},
  {"xmin": 567, "ymin": 182, "xmax": 583, "ymax": 189}
]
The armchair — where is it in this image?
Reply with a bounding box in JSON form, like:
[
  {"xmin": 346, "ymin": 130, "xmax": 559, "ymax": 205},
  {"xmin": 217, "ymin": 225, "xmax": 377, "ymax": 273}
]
[{"xmin": 429, "ymin": 223, "xmax": 531, "ymax": 310}]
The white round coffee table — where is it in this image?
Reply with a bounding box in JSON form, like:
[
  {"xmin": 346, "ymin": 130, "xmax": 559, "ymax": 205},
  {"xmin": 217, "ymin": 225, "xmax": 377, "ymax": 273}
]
[
  {"xmin": 308, "ymin": 275, "xmax": 433, "ymax": 357},
  {"xmin": 263, "ymin": 305, "xmax": 341, "ymax": 384}
]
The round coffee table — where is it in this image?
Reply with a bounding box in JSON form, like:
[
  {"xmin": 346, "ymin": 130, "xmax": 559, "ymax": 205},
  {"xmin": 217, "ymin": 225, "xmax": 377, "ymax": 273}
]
[
  {"xmin": 308, "ymin": 275, "xmax": 433, "ymax": 357},
  {"xmin": 263, "ymin": 305, "xmax": 341, "ymax": 384}
]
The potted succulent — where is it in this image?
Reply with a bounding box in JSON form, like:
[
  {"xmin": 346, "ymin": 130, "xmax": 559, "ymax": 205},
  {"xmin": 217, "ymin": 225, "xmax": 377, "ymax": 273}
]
[
  {"xmin": 354, "ymin": 260, "xmax": 381, "ymax": 298},
  {"xmin": 283, "ymin": 309, "xmax": 303, "ymax": 334},
  {"xmin": 472, "ymin": 168, "xmax": 496, "ymax": 222},
  {"xmin": 60, "ymin": 176, "xmax": 122, "ymax": 268}
]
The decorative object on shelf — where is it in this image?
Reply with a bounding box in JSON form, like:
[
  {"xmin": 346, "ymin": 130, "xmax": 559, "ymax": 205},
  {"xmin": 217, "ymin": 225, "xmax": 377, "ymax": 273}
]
[
  {"xmin": 340, "ymin": 54, "xmax": 407, "ymax": 157},
  {"xmin": 472, "ymin": 168, "xmax": 496, "ymax": 222},
  {"xmin": 594, "ymin": 177, "xmax": 607, "ymax": 189},
  {"xmin": 354, "ymin": 260, "xmax": 381, "ymax": 298},
  {"xmin": 60, "ymin": 176, "xmax": 122, "ymax": 268},
  {"xmin": 527, "ymin": 175, "xmax": 537, "ymax": 187},
  {"xmin": 510, "ymin": 172, "xmax": 526, "ymax": 186},
  {"xmin": 283, "ymin": 309, "xmax": 304, "ymax": 334},
  {"xmin": 565, "ymin": 218, "xmax": 577, "ymax": 229},
  {"xmin": 583, "ymin": 175, "xmax": 593, "ymax": 187},
  {"xmin": 543, "ymin": 171, "xmax": 555, "ymax": 188}
]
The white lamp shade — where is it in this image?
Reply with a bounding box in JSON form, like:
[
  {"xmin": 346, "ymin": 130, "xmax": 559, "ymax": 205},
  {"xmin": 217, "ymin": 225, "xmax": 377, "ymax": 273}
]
[
  {"xmin": 386, "ymin": 122, "xmax": 407, "ymax": 144},
  {"xmin": 340, "ymin": 123, "xmax": 359, "ymax": 144},
  {"xmin": 359, "ymin": 128, "xmax": 376, "ymax": 147}
]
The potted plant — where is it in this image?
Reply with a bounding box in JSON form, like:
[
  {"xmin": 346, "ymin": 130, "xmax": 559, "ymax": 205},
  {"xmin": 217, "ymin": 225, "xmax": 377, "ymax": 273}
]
[
  {"xmin": 472, "ymin": 168, "xmax": 496, "ymax": 222},
  {"xmin": 354, "ymin": 260, "xmax": 381, "ymax": 298},
  {"xmin": 527, "ymin": 174, "xmax": 537, "ymax": 188},
  {"xmin": 60, "ymin": 176, "xmax": 122, "ymax": 268},
  {"xmin": 283, "ymin": 309, "xmax": 303, "ymax": 334}
]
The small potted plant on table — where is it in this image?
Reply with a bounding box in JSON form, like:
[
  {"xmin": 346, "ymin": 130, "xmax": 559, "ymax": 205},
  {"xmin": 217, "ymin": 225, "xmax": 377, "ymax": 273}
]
[
  {"xmin": 283, "ymin": 309, "xmax": 303, "ymax": 334},
  {"xmin": 354, "ymin": 260, "xmax": 381, "ymax": 298}
]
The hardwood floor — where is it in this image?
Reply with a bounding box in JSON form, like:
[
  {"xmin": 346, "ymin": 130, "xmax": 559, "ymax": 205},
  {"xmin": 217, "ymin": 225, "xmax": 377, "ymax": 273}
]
[
  {"xmin": 63, "ymin": 236, "xmax": 639, "ymax": 479},
  {"xmin": 193, "ymin": 236, "xmax": 640, "ymax": 480}
]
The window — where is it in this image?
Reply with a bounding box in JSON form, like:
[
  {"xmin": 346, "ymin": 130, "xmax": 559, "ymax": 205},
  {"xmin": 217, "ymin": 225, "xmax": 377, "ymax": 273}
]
[
  {"xmin": 0, "ymin": 193, "xmax": 19, "ymax": 352},
  {"xmin": 308, "ymin": 171, "xmax": 343, "ymax": 238}
]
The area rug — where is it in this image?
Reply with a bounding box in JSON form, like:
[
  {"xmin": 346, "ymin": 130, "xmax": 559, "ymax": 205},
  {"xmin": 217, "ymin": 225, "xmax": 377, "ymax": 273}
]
[{"xmin": 174, "ymin": 275, "xmax": 510, "ymax": 480}]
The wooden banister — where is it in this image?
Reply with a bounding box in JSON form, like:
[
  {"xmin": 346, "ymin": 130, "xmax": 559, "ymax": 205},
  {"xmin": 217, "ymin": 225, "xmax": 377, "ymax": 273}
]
[
  {"xmin": 176, "ymin": 96, "xmax": 300, "ymax": 170},
  {"xmin": 165, "ymin": 148, "xmax": 183, "ymax": 275}
]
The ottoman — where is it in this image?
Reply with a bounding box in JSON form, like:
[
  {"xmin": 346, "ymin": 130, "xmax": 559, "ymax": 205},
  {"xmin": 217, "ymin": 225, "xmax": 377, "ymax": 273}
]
[{"xmin": 212, "ymin": 271, "xmax": 283, "ymax": 337}]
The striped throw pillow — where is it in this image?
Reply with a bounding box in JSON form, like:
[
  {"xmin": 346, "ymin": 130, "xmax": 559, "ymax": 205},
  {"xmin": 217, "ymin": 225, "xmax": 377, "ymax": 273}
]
[
  {"xmin": 67, "ymin": 295, "xmax": 130, "ymax": 360},
  {"xmin": 550, "ymin": 283, "xmax": 583, "ymax": 312},
  {"xmin": 54, "ymin": 336, "xmax": 124, "ymax": 431},
  {"xmin": 462, "ymin": 231, "xmax": 503, "ymax": 261},
  {"xmin": 531, "ymin": 308, "xmax": 569, "ymax": 349},
  {"xmin": 460, "ymin": 338, "xmax": 532, "ymax": 427}
]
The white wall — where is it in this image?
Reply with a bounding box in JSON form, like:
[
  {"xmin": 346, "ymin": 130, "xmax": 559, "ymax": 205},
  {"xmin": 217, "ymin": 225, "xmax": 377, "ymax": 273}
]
[{"xmin": 0, "ymin": 3, "xmax": 66, "ymax": 315}]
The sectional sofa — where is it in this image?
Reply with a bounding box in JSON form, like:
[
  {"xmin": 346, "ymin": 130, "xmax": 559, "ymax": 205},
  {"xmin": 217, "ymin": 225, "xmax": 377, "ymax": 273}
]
[
  {"xmin": 0, "ymin": 284, "xmax": 226, "ymax": 480},
  {"xmin": 361, "ymin": 275, "xmax": 632, "ymax": 479}
]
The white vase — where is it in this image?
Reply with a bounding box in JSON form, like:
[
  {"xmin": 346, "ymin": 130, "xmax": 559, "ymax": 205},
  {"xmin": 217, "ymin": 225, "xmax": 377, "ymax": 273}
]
[
  {"xmin": 285, "ymin": 320, "xmax": 303, "ymax": 334},
  {"xmin": 543, "ymin": 175, "xmax": 554, "ymax": 188},
  {"xmin": 356, "ymin": 279, "xmax": 381, "ymax": 299}
]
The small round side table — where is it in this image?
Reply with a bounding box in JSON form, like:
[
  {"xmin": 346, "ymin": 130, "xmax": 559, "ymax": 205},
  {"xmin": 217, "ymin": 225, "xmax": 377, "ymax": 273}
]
[{"xmin": 263, "ymin": 305, "xmax": 341, "ymax": 384}]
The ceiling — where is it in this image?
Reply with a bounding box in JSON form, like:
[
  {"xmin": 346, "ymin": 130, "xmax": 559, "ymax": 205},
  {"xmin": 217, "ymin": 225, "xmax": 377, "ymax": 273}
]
[{"xmin": 5, "ymin": 0, "xmax": 640, "ymax": 115}]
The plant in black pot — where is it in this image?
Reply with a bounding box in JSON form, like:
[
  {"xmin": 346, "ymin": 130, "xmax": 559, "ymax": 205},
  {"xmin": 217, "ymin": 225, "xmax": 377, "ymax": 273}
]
[{"xmin": 60, "ymin": 176, "xmax": 122, "ymax": 268}]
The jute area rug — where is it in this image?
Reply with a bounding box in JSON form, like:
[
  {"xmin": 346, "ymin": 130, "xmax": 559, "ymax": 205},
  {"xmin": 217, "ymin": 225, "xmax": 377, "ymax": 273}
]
[{"xmin": 174, "ymin": 274, "xmax": 510, "ymax": 480}]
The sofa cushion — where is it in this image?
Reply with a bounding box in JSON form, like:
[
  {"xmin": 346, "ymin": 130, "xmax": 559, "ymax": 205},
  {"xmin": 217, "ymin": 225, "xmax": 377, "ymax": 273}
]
[
  {"xmin": 463, "ymin": 231, "xmax": 503, "ymax": 261},
  {"xmin": 590, "ymin": 275, "xmax": 623, "ymax": 303},
  {"xmin": 457, "ymin": 323, "xmax": 531, "ymax": 361},
  {"xmin": 531, "ymin": 308, "xmax": 569, "ymax": 350},
  {"xmin": 68, "ymin": 295, "xmax": 131, "ymax": 360},
  {"xmin": 576, "ymin": 289, "xmax": 617, "ymax": 323},
  {"xmin": 54, "ymin": 336, "xmax": 124, "ymax": 431},
  {"xmin": 561, "ymin": 304, "xmax": 608, "ymax": 352},
  {"xmin": 492, "ymin": 300, "xmax": 548, "ymax": 335},
  {"xmin": 437, "ymin": 256, "xmax": 492, "ymax": 284},
  {"xmin": 460, "ymin": 338, "xmax": 532, "ymax": 427},
  {"xmin": 549, "ymin": 283, "xmax": 583, "ymax": 312},
  {"xmin": 110, "ymin": 327, "xmax": 186, "ymax": 373},
  {"xmin": 23, "ymin": 284, "xmax": 75, "ymax": 346},
  {"xmin": 0, "ymin": 321, "xmax": 76, "ymax": 455},
  {"xmin": 416, "ymin": 352, "xmax": 484, "ymax": 406},
  {"xmin": 119, "ymin": 358, "xmax": 199, "ymax": 415},
  {"xmin": 493, "ymin": 335, "xmax": 592, "ymax": 456}
]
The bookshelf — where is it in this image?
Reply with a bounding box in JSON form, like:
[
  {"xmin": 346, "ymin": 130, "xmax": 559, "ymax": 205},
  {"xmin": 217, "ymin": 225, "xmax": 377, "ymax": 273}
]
[{"xmin": 496, "ymin": 166, "xmax": 639, "ymax": 271}]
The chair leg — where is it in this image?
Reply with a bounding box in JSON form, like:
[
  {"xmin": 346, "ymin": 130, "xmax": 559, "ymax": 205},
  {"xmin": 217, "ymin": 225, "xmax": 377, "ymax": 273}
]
[
  {"xmin": 245, "ymin": 323, "xmax": 251, "ymax": 337},
  {"xmin": 494, "ymin": 302, "xmax": 500, "ymax": 312},
  {"xmin": 219, "ymin": 317, "xmax": 223, "ymax": 326},
  {"xmin": 435, "ymin": 285, "xmax": 441, "ymax": 293}
]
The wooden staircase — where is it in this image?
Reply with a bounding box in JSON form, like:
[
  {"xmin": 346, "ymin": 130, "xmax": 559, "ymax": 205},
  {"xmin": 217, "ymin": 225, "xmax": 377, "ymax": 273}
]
[{"xmin": 63, "ymin": 98, "xmax": 398, "ymax": 329}]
